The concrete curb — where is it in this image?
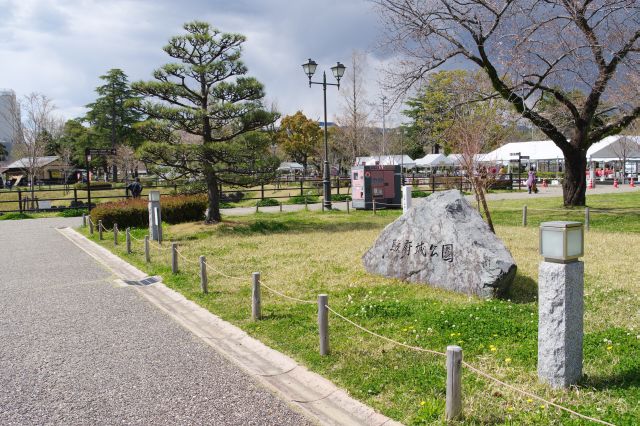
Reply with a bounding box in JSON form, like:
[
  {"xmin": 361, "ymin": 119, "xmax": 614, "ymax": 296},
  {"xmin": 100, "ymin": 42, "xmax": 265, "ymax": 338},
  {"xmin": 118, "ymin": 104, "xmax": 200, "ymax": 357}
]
[{"xmin": 58, "ymin": 227, "xmax": 403, "ymax": 426}]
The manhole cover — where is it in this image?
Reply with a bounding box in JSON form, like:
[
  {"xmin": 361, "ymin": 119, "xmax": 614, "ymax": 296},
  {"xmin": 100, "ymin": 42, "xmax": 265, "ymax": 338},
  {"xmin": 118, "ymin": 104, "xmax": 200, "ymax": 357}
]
[{"xmin": 122, "ymin": 276, "xmax": 161, "ymax": 286}]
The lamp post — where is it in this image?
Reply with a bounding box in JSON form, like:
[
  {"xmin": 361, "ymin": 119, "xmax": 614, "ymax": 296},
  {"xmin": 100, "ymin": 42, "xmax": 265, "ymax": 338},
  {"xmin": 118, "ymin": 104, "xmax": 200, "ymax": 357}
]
[
  {"xmin": 538, "ymin": 221, "xmax": 585, "ymax": 388},
  {"xmin": 302, "ymin": 58, "xmax": 346, "ymax": 210}
]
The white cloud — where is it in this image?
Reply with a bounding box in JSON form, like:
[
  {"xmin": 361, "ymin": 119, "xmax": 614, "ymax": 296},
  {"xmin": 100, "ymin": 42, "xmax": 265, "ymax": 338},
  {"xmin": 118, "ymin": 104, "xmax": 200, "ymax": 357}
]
[{"xmin": 0, "ymin": 0, "xmax": 403, "ymax": 125}]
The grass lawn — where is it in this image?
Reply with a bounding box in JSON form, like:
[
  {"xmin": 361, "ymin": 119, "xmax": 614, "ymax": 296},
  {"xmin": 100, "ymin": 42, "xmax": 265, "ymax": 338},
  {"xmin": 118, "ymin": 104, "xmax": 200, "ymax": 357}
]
[{"xmin": 79, "ymin": 192, "xmax": 640, "ymax": 425}]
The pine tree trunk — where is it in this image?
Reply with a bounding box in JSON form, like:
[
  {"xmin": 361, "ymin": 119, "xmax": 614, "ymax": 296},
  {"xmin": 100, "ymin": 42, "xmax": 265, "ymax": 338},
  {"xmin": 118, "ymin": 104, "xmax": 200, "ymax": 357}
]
[
  {"xmin": 205, "ymin": 169, "xmax": 222, "ymax": 223},
  {"xmin": 562, "ymin": 148, "xmax": 587, "ymax": 207}
]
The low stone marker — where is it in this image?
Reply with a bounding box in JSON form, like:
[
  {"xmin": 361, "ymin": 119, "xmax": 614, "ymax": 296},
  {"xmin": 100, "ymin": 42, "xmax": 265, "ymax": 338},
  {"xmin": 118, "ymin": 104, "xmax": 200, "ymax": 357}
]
[{"xmin": 362, "ymin": 190, "xmax": 516, "ymax": 298}]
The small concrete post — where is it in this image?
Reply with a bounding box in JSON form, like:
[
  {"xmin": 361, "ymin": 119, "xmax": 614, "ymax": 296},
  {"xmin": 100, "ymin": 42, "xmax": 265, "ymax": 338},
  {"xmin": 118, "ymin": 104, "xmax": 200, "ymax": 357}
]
[
  {"xmin": 402, "ymin": 185, "xmax": 412, "ymax": 214},
  {"xmin": 113, "ymin": 224, "xmax": 118, "ymax": 246},
  {"xmin": 373, "ymin": 200, "xmax": 377, "ymax": 215},
  {"xmin": 126, "ymin": 228, "xmax": 131, "ymax": 254},
  {"xmin": 322, "ymin": 201, "xmax": 325, "ymax": 212},
  {"xmin": 318, "ymin": 294, "xmax": 329, "ymax": 356},
  {"xmin": 251, "ymin": 272, "xmax": 261, "ymax": 320},
  {"xmin": 279, "ymin": 202, "xmax": 283, "ymax": 213},
  {"xmin": 446, "ymin": 345, "xmax": 463, "ymax": 420},
  {"xmin": 522, "ymin": 205, "xmax": 528, "ymax": 226},
  {"xmin": 585, "ymin": 207, "xmax": 590, "ymax": 231},
  {"xmin": 256, "ymin": 202, "xmax": 259, "ymax": 213},
  {"xmin": 98, "ymin": 220, "xmax": 103, "ymax": 240},
  {"xmin": 89, "ymin": 218, "xmax": 94, "ymax": 235},
  {"xmin": 200, "ymin": 255, "xmax": 208, "ymax": 294},
  {"xmin": 538, "ymin": 261, "xmax": 584, "ymax": 388},
  {"xmin": 346, "ymin": 201, "xmax": 350, "ymax": 214},
  {"xmin": 144, "ymin": 235, "xmax": 150, "ymax": 263},
  {"xmin": 171, "ymin": 243, "xmax": 178, "ymax": 274},
  {"xmin": 148, "ymin": 191, "xmax": 162, "ymax": 242},
  {"xmin": 82, "ymin": 213, "xmax": 86, "ymax": 227}
]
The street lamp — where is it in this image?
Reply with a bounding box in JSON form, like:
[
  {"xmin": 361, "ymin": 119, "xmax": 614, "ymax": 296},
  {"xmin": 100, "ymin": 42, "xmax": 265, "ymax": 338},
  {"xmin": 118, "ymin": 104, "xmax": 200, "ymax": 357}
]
[
  {"xmin": 302, "ymin": 58, "xmax": 346, "ymax": 210},
  {"xmin": 537, "ymin": 220, "xmax": 585, "ymax": 388}
]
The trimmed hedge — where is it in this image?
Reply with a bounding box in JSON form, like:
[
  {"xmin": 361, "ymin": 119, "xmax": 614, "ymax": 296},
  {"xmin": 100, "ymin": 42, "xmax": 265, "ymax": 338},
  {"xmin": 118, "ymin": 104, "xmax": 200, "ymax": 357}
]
[
  {"xmin": 257, "ymin": 198, "xmax": 280, "ymax": 207},
  {"xmin": 74, "ymin": 182, "xmax": 113, "ymax": 190},
  {"xmin": 90, "ymin": 194, "xmax": 207, "ymax": 229}
]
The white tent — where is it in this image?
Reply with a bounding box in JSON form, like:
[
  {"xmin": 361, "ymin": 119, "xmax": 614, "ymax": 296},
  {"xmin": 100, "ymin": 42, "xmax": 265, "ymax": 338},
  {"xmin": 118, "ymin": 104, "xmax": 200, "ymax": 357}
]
[
  {"xmin": 587, "ymin": 135, "xmax": 640, "ymax": 161},
  {"xmin": 415, "ymin": 153, "xmax": 452, "ymax": 167},
  {"xmin": 482, "ymin": 136, "xmax": 640, "ymax": 163},
  {"xmin": 354, "ymin": 155, "xmax": 416, "ymax": 169},
  {"xmin": 277, "ymin": 161, "xmax": 304, "ymax": 172}
]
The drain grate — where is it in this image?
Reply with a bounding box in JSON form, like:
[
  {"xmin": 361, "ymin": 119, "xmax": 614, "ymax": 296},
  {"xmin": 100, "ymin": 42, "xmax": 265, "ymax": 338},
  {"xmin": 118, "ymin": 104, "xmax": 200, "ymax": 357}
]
[{"xmin": 122, "ymin": 276, "xmax": 161, "ymax": 286}]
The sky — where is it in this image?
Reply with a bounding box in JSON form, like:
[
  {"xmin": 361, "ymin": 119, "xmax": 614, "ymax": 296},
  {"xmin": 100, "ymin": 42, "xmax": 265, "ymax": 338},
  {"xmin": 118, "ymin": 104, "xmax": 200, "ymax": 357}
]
[{"xmin": 0, "ymin": 0, "xmax": 400, "ymax": 126}]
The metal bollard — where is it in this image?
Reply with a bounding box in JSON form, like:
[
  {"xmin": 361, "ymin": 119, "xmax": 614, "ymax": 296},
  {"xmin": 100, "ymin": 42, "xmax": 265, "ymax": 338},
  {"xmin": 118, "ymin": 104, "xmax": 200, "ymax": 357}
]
[
  {"xmin": 113, "ymin": 224, "xmax": 118, "ymax": 246},
  {"xmin": 144, "ymin": 235, "xmax": 150, "ymax": 263},
  {"xmin": 522, "ymin": 205, "xmax": 528, "ymax": 227},
  {"xmin": 126, "ymin": 228, "xmax": 131, "ymax": 254},
  {"xmin": 171, "ymin": 243, "xmax": 178, "ymax": 274},
  {"xmin": 318, "ymin": 294, "xmax": 329, "ymax": 356},
  {"xmin": 89, "ymin": 219, "xmax": 94, "ymax": 235},
  {"xmin": 252, "ymin": 272, "xmax": 261, "ymax": 320},
  {"xmin": 98, "ymin": 220, "xmax": 103, "ymax": 240},
  {"xmin": 82, "ymin": 213, "xmax": 86, "ymax": 227},
  {"xmin": 446, "ymin": 345, "xmax": 463, "ymax": 420},
  {"xmin": 585, "ymin": 207, "xmax": 590, "ymax": 231}
]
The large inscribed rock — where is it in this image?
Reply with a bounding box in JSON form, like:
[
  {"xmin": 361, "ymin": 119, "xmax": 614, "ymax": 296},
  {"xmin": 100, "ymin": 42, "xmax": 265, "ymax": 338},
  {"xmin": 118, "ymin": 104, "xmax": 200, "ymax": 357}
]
[{"xmin": 362, "ymin": 190, "xmax": 516, "ymax": 298}]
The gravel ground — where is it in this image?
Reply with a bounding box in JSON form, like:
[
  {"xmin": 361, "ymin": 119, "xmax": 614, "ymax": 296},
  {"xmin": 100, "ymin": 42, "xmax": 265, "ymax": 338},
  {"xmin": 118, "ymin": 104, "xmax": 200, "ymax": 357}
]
[{"xmin": 0, "ymin": 217, "xmax": 311, "ymax": 425}]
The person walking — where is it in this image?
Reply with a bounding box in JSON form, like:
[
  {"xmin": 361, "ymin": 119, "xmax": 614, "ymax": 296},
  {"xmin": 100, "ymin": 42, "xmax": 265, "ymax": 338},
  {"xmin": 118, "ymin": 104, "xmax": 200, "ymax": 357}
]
[
  {"xmin": 127, "ymin": 177, "xmax": 143, "ymax": 199},
  {"xmin": 526, "ymin": 168, "xmax": 537, "ymax": 194}
]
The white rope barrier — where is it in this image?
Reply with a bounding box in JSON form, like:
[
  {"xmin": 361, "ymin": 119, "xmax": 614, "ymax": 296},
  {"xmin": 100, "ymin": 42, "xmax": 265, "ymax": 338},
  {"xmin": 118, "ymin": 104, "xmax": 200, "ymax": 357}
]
[{"xmin": 259, "ymin": 280, "xmax": 316, "ymax": 304}]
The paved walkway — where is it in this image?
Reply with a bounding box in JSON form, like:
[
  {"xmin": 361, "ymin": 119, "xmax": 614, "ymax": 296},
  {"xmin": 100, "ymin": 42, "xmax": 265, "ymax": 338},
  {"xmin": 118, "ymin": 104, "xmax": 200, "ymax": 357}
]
[
  {"xmin": 0, "ymin": 217, "xmax": 311, "ymax": 425},
  {"xmin": 223, "ymin": 184, "xmax": 639, "ymax": 216}
]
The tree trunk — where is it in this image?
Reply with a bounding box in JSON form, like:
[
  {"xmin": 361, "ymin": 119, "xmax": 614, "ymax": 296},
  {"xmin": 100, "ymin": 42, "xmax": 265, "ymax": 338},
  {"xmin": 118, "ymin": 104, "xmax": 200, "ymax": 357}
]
[
  {"xmin": 205, "ymin": 169, "xmax": 221, "ymax": 223},
  {"xmin": 478, "ymin": 186, "xmax": 495, "ymax": 233},
  {"xmin": 562, "ymin": 148, "xmax": 587, "ymax": 206}
]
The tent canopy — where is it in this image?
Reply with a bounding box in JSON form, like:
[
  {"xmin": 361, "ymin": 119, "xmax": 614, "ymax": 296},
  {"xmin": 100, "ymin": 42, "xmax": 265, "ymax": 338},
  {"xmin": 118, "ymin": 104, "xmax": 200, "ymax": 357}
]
[
  {"xmin": 482, "ymin": 136, "xmax": 640, "ymax": 163},
  {"xmin": 415, "ymin": 153, "xmax": 452, "ymax": 167},
  {"xmin": 355, "ymin": 155, "xmax": 416, "ymax": 169},
  {"xmin": 277, "ymin": 161, "xmax": 304, "ymax": 171}
]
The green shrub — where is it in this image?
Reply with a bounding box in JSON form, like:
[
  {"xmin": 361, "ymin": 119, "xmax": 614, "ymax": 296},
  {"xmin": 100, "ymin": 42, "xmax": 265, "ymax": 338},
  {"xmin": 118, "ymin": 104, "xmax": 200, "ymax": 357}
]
[
  {"xmin": 0, "ymin": 212, "xmax": 34, "ymax": 220},
  {"xmin": 412, "ymin": 190, "xmax": 429, "ymax": 198},
  {"xmin": 59, "ymin": 208, "xmax": 87, "ymax": 217},
  {"xmin": 288, "ymin": 195, "xmax": 319, "ymax": 204},
  {"xmin": 257, "ymin": 198, "xmax": 280, "ymax": 207},
  {"xmin": 74, "ymin": 182, "xmax": 113, "ymax": 190},
  {"xmin": 90, "ymin": 194, "xmax": 207, "ymax": 229},
  {"xmin": 331, "ymin": 194, "xmax": 352, "ymax": 202}
]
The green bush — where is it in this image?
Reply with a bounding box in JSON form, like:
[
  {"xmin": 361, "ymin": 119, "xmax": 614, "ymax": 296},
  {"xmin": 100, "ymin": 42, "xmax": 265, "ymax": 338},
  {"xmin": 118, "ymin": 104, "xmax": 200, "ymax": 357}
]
[
  {"xmin": 74, "ymin": 182, "xmax": 113, "ymax": 190},
  {"xmin": 257, "ymin": 198, "xmax": 280, "ymax": 207},
  {"xmin": 0, "ymin": 212, "xmax": 34, "ymax": 220},
  {"xmin": 90, "ymin": 194, "xmax": 207, "ymax": 229},
  {"xmin": 59, "ymin": 208, "xmax": 87, "ymax": 217},
  {"xmin": 331, "ymin": 194, "xmax": 352, "ymax": 202},
  {"xmin": 288, "ymin": 195, "xmax": 319, "ymax": 204},
  {"xmin": 412, "ymin": 190, "xmax": 429, "ymax": 198}
]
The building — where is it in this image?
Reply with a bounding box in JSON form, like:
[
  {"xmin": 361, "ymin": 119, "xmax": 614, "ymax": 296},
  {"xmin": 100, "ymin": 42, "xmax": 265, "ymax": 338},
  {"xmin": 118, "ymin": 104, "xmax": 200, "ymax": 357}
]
[
  {"xmin": 2, "ymin": 156, "xmax": 74, "ymax": 185},
  {"xmin": 0, "ymin": 89, "xmax": 18, "ymax": 160}
]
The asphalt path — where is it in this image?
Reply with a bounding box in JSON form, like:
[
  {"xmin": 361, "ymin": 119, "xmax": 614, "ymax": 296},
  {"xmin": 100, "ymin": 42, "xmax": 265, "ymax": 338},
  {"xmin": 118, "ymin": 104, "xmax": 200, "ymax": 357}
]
[{"xmin": 0, "ymin": 217, "xmax": 310, "ymax": 425}]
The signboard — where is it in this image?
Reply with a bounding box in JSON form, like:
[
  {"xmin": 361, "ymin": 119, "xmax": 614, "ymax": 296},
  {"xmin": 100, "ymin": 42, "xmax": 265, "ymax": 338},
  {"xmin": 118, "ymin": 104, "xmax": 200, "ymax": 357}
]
[{"xmin": 85, "ymin": 148, "xmax": 116, "ymax": 156}]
